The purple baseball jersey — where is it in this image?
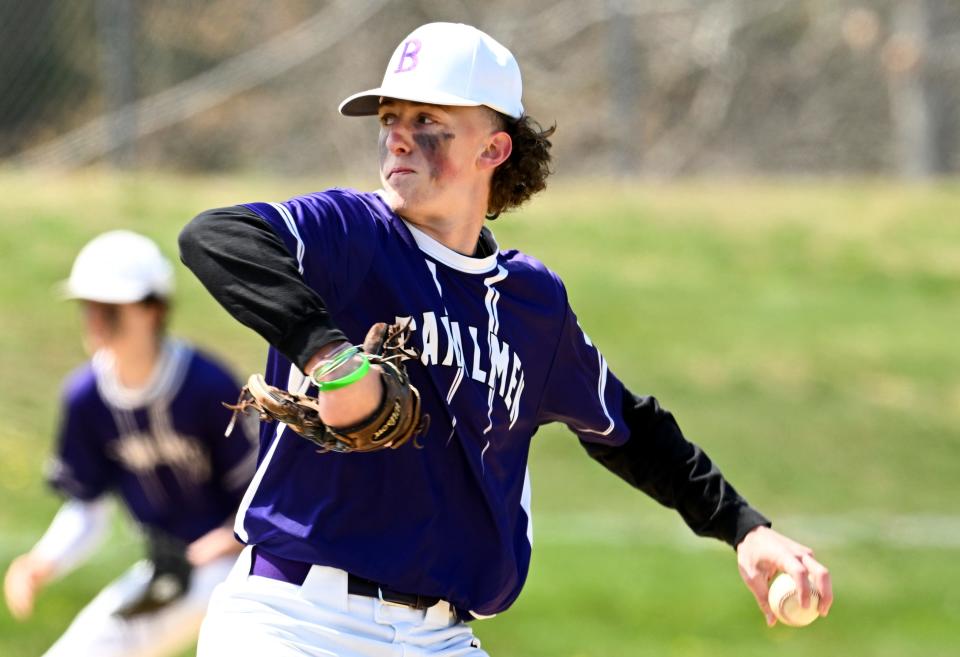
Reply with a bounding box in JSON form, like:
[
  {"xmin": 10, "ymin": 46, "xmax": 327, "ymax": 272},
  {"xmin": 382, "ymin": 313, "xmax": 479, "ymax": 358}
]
[
  {"xmin": 236, "ymin": 189, "xmax": 630, "ymax": 616},
  {"xmin": 48, "ymin": 340, "xmax": 257, "ymax": 543}
]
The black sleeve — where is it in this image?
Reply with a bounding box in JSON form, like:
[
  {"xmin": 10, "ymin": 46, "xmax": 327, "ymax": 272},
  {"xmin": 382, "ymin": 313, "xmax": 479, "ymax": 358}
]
[
  {"xmin": 178, "ymin": 205, "xmax": 347, "ymax": 372},
  {"xmin": 580, "ymin": 387, "xmax": 770, "ymax": 548}
]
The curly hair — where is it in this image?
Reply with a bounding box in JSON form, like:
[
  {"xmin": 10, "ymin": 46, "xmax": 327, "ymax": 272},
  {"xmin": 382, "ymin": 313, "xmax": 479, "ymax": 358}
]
[{"xmin": 487, "ymin": 114, "xmax": 556, "ymax": 219}]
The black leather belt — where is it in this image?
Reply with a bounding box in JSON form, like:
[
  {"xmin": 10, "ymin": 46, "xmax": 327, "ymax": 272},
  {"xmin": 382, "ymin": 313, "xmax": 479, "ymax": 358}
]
[
  {"xmin": 250, "ymin": 547, "xmax": 443, "ymax": 611},
  {"xmin": 346, "ymin": 573, "xmax": 442, "ymax": 610}
]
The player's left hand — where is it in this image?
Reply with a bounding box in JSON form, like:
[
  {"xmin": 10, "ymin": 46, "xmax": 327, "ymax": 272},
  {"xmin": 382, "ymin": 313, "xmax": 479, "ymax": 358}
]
[
  {"xmin": 736, "ymin": 525, "xmax": 833, "ymax": 626},
  {"xmin": 227, "ymin": 321, "xmax": 429, "ymax": 453},
  {"xmin": 186, "ymin": 526, "xmax": 243, "ymax": 567}
]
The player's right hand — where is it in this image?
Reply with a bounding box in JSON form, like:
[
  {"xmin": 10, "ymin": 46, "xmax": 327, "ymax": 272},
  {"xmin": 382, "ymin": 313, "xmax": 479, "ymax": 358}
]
[
  {"xmin": 736, "ymin": 525, "xmax": 833, "ymax": 626},
  {"xmin": 4, "ymin": 553, "xmax": 54, "ymax": 620}
]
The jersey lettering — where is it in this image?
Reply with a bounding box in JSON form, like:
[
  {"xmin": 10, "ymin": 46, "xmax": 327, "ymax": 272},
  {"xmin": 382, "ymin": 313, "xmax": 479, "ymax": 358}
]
[
  {"xmin": 108, "ymin": 430, "xmax": 210, "ymax": 482},
  {"xmin": 420, "ymin": 311, "xmax": 440, "ymax": 365},
  {"xmin": 406, "ymin": 310, "xmax": 525, "ymax": 430},
  {"xmin": 488, "ymin": 334, "xmax": 510, "ymax": 396},
  {"xmin": 468, "ymin": 326, "xmax": 487, "ymax": 382}
]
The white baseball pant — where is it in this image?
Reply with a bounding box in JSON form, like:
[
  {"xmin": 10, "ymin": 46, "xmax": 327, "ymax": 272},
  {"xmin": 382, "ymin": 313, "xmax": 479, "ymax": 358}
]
[
  {"xmin": 41, "ymin": 554, "xmax": 235, "ymax": 657},
  {"xmin": 197, "ymin": 546, "xmax": 489, "ymax": 657}
]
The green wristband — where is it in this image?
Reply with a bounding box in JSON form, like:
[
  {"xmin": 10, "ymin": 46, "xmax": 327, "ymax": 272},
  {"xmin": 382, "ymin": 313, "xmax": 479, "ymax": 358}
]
[
  {"xmin": 312, "ymin": 345, "xmax": 359, "ymax": 380},
  {"xmin": 312, "ymin": 354, "xmax": 370, "ymax": 392}
]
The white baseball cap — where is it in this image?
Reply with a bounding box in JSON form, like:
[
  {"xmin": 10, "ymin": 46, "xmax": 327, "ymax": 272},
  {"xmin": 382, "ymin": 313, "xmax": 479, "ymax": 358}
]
[
  {"xmin": 339, "ymin": 22, "xmax": 524, "ymax": 119},
  {"xmin": 62, "ymin": 230, "xmax": 174, "ymax": 303}
]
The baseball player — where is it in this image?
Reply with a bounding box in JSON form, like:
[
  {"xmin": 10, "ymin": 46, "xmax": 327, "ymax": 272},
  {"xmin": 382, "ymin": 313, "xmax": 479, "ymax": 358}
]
[
  {"xmin": 3, "ymin": 230, "xmax": 257, "ymax": 657},
  {"xmin": 179, "ymin": 22, "xmax": 834, "ymax": 656}
]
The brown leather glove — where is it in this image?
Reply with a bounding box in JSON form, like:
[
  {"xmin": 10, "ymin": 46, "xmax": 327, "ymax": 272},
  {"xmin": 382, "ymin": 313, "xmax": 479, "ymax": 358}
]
[{"xmin": 227, "ymin": 321, "xmax": 429, "ymax": 453}]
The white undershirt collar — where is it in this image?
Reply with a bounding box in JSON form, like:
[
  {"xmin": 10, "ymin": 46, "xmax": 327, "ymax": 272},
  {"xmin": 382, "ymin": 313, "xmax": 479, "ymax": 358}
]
[
  {"xmin": 92, "ymin": 338, "xmax": 190, "ymax": 410},
  {"xmin": 374, "ymin": 189, "xmax": 500, "ymax": 274},
  {"xmin": 401, "ymin": 220, "xmax": 499, "ymax": 274}
]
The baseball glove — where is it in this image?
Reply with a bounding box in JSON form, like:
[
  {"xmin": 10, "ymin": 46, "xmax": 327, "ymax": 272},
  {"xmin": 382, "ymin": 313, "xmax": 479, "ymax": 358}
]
[
  {"xmin": 114, "ymin": 530, "xmax": 192, "ymax": 619},
  {"xmin": 225, "ymin": 321, "xmax": 429, "ymax": 453}
]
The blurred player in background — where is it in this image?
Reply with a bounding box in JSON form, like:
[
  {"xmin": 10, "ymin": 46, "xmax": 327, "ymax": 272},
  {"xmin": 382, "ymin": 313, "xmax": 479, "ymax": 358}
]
[
  {"xmin": 180, "ymin": 22, "xmax": 833, "ymax": 657},
  {"xmin": 3, "ymin": 230, "xmax": 256, "ymax": 657}
]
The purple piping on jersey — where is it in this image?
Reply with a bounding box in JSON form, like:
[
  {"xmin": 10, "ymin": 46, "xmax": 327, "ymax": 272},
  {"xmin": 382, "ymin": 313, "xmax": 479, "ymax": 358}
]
[{"xmin": 250, "ymin": 547, "xmax": 311, "ymax": 584}]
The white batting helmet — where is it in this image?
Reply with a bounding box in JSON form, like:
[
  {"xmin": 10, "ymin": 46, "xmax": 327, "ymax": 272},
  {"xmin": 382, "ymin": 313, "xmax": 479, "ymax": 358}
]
[{"xmin": 62, "ymin": 230, "xmax": 174, "ymax": 303}]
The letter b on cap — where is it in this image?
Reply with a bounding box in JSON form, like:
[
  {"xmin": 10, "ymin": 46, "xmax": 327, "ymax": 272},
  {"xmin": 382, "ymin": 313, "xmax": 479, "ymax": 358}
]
[{"xmin": 395, "ymin": 39, "xmax": 421, "ymax": 73}]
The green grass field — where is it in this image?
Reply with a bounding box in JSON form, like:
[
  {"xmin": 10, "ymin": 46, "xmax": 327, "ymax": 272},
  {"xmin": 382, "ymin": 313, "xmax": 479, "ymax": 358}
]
[{"xmin": 1, "ymin": 172, "xmax": 958, "ymax": 656}]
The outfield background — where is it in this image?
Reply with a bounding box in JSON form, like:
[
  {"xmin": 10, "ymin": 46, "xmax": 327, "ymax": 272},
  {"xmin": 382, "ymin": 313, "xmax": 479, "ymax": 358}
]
[{"xmin": 0, "ymin": 173, "xmax": 957, "ymax": 656}]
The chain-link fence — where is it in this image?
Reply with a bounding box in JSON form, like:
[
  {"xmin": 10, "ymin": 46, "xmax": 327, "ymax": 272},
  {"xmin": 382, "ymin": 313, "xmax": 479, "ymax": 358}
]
[{"xmin": 2, "ymin": 0, "xmax": 959, "ymax": 177}]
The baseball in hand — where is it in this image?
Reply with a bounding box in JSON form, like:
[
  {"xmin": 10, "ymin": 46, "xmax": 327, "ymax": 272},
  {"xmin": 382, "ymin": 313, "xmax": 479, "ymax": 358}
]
[{"xmin": 767, "ymin": 572, "xmax": 821, "ymax": 627}]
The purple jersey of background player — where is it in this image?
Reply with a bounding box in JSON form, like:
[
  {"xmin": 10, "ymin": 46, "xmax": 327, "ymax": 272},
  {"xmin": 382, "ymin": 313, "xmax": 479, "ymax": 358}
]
[
  {"xmin": 48, "ymin": 340, "xmax": 256, "ymax": 543},
  {"xmin": 236, "ymin": 189, "xmax": 628, "ymax": 616}
]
